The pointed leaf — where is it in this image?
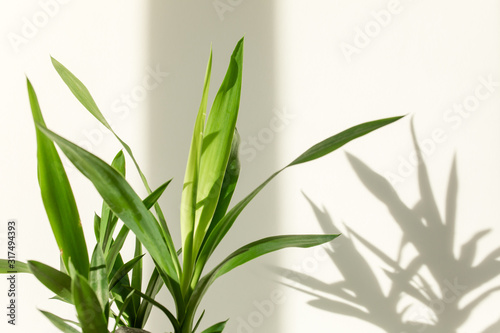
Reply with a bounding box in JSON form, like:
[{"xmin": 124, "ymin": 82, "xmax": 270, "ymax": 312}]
[
  {"xmin": 201, "ymin": 320, "xmax": 228, "ymax": 333},
  {"xmin": 51, "ymin": 58, "xmax": 181, "ymax": 277},
  {"xmin": 194, "ymin": 116, "xmax": 403, "ymax": 282},
  {"xmin": 28, "ymin": 261, "xmax": 72, "ymax": 303},
  {"xmin": 72, "ymin": 274, "xmax": 108, "ymax": 332},
  {"xmin": 193, "ymin": 38, "xmax": 244, "ymax": 256},
  {"xmin": 181, "ymin": 48, "xmax": 213, "ymax": 294},
  {"xmin": 89, "ymin": 245, "xmax": 108, "ymax": 310},
  {"xmin": 187, "ymin": 234, "xmax": 338, "ymax": 328},
  {"xmin": 109, "ymin": 254, "xmax": 145, "ymax": 291},
  {"xmin": 0, "ymin": 259, "xmax": 30, "ymax": 273},
  {"xmin": 123, "ymin": 286, "xmax": 180, "ymax": 331},
  {"xmin": 34, "ymin": 123, "xmax": 179, "ymax": 285},
  {"xmin": 40, "ymin": 310, "xmax": 81, "ymax": 333},
  {"xmin": 27, "ymin": 78, "xmax": 89, "ymax": 276}
]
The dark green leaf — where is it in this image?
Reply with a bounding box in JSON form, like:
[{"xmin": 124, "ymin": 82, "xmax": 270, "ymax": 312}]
[{"xmin": 109, "ymin": 254, "xmax": 145, "ymax": 291}]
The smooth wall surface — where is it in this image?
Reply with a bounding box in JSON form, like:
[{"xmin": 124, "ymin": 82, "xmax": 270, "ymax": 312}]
[{"xmin": 1, "ymin": 1, "xmax": 499, "ymax": 332}]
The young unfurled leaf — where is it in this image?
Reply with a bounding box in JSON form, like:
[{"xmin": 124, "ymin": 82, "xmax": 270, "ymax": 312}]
[
  {"xmin": 192, "ymin": 38, "xmax": 244, "ymax": 257},
  {"xmin": 181, "ymin": 47, "xmax": 213, "ymax": 295}
]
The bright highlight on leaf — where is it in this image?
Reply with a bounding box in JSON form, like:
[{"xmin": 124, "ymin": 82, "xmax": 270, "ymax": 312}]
[{"xmin": 0, "ymin": 37, "xmax": 404, "ymax": 333}]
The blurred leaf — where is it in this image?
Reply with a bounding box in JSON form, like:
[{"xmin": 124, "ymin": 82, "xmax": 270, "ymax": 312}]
[
  {"xmin": 72, "ymin": 274, "xmax": 108, "ymax": 332},
  {"xmin": 89, "ymin": 245, "xmax": 108, "ymax": 310},
  {"xmin": 200, "ymin": 319, "xmax": 228, "ymax": 333},
  {"xmin": 0, "ymin": 259, "xmax": 30, "ymax": 273},
  {"xmin": 40, "ymin": 310, "xmax": 81, "ymax": 333},
  {"xmin": 28, "ymin": 261, "xmax": 72, "ymax": 303}
]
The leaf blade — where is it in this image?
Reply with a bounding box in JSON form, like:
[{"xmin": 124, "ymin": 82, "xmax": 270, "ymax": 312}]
[{"xmin": 27, "ymin": 78, "xmax": 89, "ymax": 276}]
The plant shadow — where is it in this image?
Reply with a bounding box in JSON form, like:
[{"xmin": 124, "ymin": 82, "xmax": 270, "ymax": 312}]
[{"xmin": 273, "ymin": 121, "xmax": 500, "ymax": 332}]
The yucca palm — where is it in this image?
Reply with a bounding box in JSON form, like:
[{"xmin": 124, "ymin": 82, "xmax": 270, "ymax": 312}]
[{"xmin": 0, "ymin": 38, "xmax": 402, "ymax": 333}]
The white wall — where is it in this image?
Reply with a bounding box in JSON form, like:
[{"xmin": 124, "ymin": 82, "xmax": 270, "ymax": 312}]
[{"xmin": 1, "ymin": 1, "xmax": 499, "ymax": 332}]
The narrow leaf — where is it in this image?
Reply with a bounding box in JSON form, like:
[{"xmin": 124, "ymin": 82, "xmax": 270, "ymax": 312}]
[
  {"xmin": 0, "ymin": 259, "xmax": 30, "ymax": 273},
  {"xmin": 28, "ymin": 261, "xmax": 72, "ymax": 303},
  {"xmin": 27, "ymin": 78, "xmax": 89, "ymax": 276},
  {"xmin": 181, "ymin": 47, "xmax": 213, "ymax": 295},
  {"xmin": 201, "ymin": 320, "xmax": 228, "ymax": 333},
  {"xmin": 194, "ymin": 116, "xmax": 403, "ymax": 282},
  {"xmin": 188, "ymin": 234, "xmax": 338, "ymax": 328},
  {"xmin": 123, "ymin": 286, "xmax": 180, "ymax": 332},
  {"xmin": 51, "ymin": 58, "xmax": 181, "ymax": 277},
  {"xmin": 193, "ymin": 38, "xmax": 244, "ymax": 256},
  {"xmin": 89, "ymin": 245, "xmax": 108, "ymax": 310},
  {"xmin": 35, "ymin": 123, "xmax": 179, "ymax": 285},
  {"xmin": 40, "ymin": 310, "xmax": 81, "ymax": 333},
  {"xmin": 72, "ymin": 274, "xmax": 108, "ymax": 332},
  {"xmin": 109, "ymin": 254, "xmax": 145, "ymax": 291}
]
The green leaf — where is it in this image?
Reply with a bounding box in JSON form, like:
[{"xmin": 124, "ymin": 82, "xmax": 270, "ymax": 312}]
[
  {"xmin": 94, "ymin": 214, "xmax": 101, "ymax": 243},
  {"xmin": 289, "ymin": 116, "xmax": 404, "ymax": 166},
  {"xmin": 143, "ymin": 179, "xmax": 172, "ymax": 209},
  {"xmin": 105, "ymin": 225, "xmax": 130, "ymax": 273},
  {"xmin": 131, "ymin": 238, "xmax": 143, "ymax": 314},
  {"xmin": 27, "ymin": 78, "xmax": 89, "ymax": 276},
  {"xmin": 206, "ymin": 129, "xmax": 240, "ymax": 239},
  {"xmin": 112, "ymin": 290, "xmax": 135, "ymax": 333},
  {"xmin": 123, "ymin": 286, "xmax": 180, "ymax": 332},
  {"xmin": 187, "ymin": 234, "xmax": 338, "ymax": 330},
  {"xmin": 192, "ymin": 310, "xmax": 205, "ymax": 333},
  {"xmin": 201, "ymin": 320, "xmax": 228, "ymax": 333},
  {"xmin": 109, "ymin": 254, "xmax": 145, "ymax": 291},
  {"xmin": 89, "ymin": 245, "xmax": 108, "ymax": 310},
  {"xmin": 51, "ymin": 58, "xmax": 181, "ymax": 278},
  {"xmin": 0, "ymin": 259, "xmax": 30, "ymax": 273},
  {"xmin": 28, "ymin": 261, "xmax": 72, "ymax": 303},
  {"xmin": 34, "ymin": 123, "xmax": 179, "ymax": 285},
  {"xmin": 40, "ymin": 310, "xmax": 81, "ymax": 333},
  {"xmin": 192, "ymin": 38, "xmax": 244, "ymax": 256},
  {"xmin": 72, "ymin": 274, "xmax": 108, "ymax": 332},
  {"xmin": 101, "ymin": 150, "xmax": 127, "ymax": 252},
  {"xmin": 135, "ymin": 268, "xmax": 163, "ymax": 329},
  {"xmin": 181, "ymin": 47, "xmax": 213, "ymax": 295},
  {"xmin": 193, "ymin": 116, "xmax": 404, "ymax": 284}
]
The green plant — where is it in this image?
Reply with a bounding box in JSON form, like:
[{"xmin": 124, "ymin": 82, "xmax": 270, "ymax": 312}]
[{"xmin": 1, "ymin": 37, "xmax": 402, "ymax": 333}]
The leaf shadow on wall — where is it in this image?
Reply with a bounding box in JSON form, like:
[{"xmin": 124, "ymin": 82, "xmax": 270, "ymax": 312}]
[{"xmin": 273, "ymin": 122, "xmax": 500, "ymax": 332}]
